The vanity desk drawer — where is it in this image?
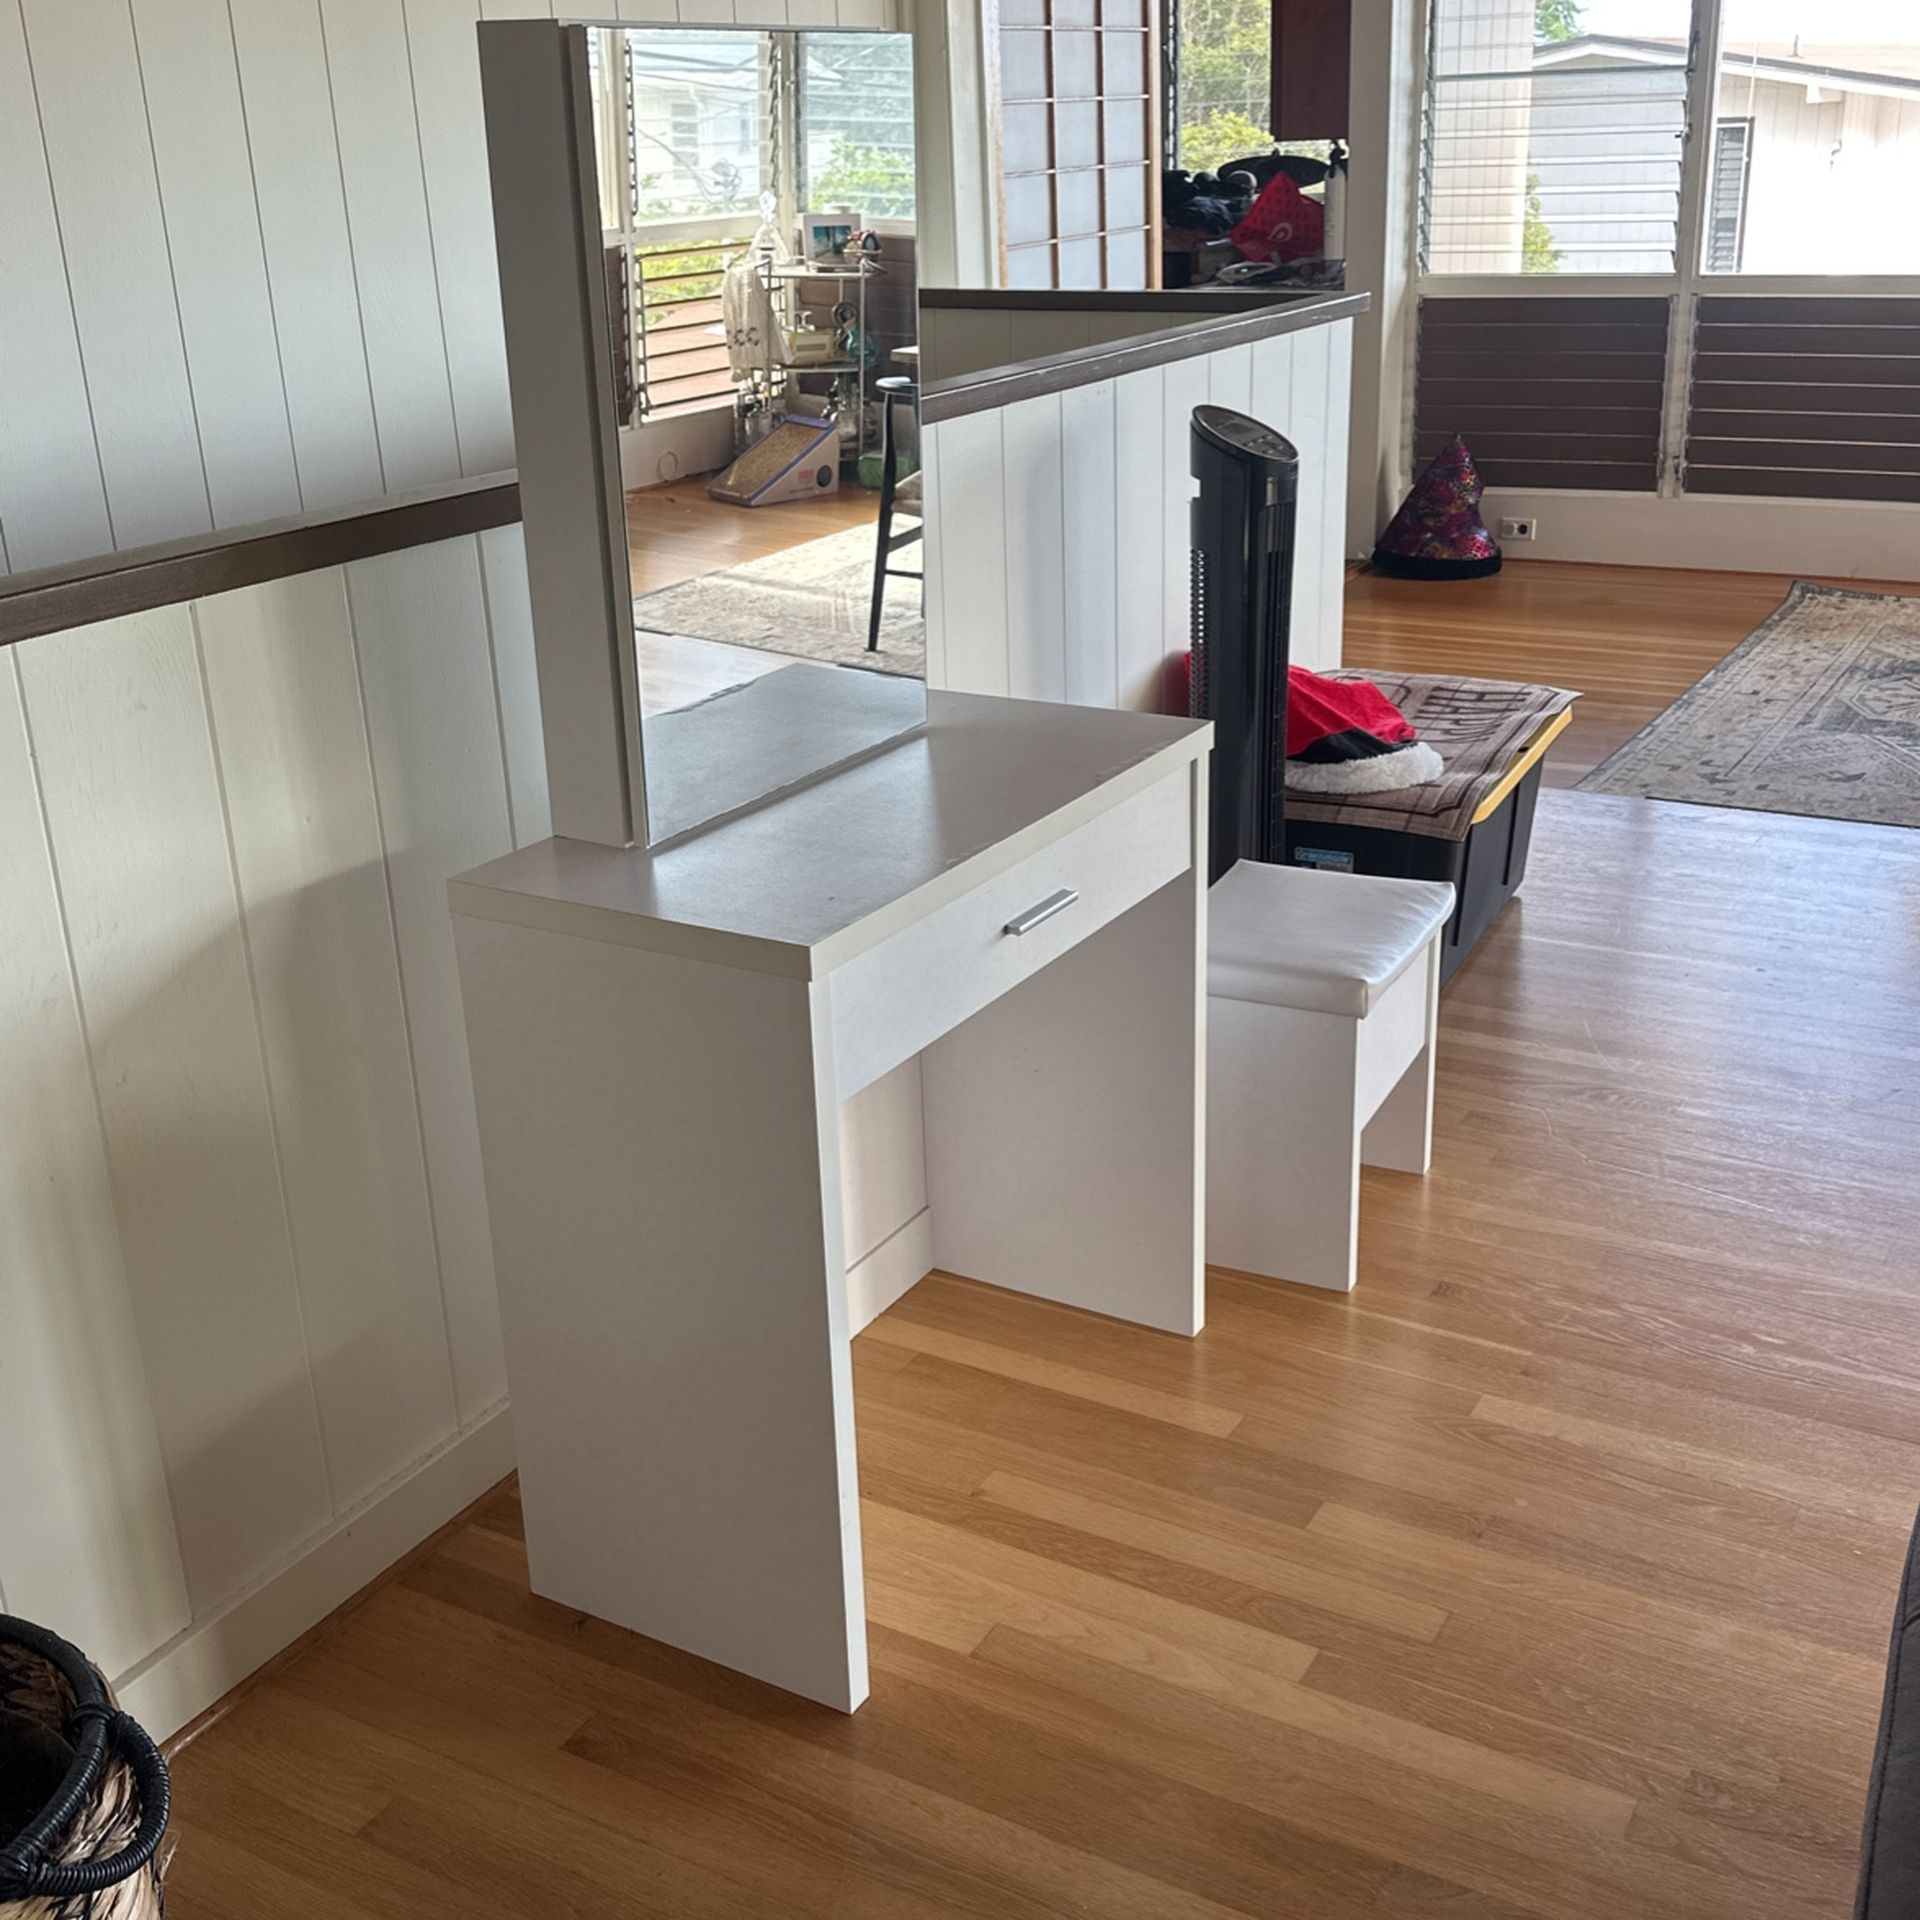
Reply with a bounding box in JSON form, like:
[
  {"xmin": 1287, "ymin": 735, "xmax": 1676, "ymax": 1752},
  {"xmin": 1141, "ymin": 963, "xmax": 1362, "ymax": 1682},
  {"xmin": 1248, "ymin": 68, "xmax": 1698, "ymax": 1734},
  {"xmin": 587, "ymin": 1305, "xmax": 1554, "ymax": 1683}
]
[{"xmin": 830, "ymin": 769, "xmax": 1191, "ymax": 1097}]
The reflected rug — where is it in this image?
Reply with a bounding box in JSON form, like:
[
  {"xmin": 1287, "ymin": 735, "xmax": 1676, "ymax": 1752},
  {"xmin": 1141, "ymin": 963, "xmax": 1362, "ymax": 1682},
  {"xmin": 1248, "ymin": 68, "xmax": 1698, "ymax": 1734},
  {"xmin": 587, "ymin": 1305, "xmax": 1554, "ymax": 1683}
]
[
  {"xmin": 1578, "ymin": 582, "xmax": 1920, "ymax": 828},
  {"xmin": 631, "ymin": 522, "xmax": 924, "ymax": 677}
]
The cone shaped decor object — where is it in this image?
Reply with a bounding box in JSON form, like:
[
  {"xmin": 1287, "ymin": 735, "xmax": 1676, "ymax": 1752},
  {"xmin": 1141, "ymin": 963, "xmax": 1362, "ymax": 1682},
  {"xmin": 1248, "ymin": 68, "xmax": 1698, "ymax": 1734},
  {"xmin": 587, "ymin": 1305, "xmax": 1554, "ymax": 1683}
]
[{"xmin": 1372, "ymin": 435, "xmax": 1503, "ymax": 580}]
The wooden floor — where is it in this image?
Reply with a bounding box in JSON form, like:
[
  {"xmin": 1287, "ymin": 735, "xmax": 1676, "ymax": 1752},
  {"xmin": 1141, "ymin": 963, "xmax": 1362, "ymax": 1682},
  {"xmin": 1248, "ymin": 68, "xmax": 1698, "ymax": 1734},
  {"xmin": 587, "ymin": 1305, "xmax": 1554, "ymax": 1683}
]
[
  {"xmin": 1344, "ymin": 558, "xmax": 1920, "ymax": 785},
  {"xmin": 627, "ymin": 472, "xmax": 876, "ymax": 596},
  {"xmin": 163, "ymin": 775, "xmax": 1920, "ymax": 1918}
]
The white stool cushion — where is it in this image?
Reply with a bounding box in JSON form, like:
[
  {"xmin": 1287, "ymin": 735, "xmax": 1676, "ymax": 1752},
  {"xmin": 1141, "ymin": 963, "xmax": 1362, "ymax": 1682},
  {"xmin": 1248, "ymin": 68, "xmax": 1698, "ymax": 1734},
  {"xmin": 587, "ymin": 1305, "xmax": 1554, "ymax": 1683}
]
[{"xmin": 1208, "ymin": 861, "xmax": 1456, "ymax": 1018}]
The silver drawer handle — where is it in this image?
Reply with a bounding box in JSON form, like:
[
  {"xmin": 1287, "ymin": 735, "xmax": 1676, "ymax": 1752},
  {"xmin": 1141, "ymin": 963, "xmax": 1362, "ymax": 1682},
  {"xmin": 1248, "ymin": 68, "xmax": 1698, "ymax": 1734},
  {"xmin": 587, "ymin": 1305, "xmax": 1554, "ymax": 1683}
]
[{"xmin": 1004, "ymin": 888, "xmax": 1079, "ymax": 936}]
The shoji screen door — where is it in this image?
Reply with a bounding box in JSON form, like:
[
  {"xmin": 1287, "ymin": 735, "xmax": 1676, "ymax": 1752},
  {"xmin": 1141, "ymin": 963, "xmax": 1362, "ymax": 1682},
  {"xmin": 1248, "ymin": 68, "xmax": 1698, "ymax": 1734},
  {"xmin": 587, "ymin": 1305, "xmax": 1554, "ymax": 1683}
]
[{"xmin": 995, "ymin": 0, "xmax": 1162, "ymax": 291}]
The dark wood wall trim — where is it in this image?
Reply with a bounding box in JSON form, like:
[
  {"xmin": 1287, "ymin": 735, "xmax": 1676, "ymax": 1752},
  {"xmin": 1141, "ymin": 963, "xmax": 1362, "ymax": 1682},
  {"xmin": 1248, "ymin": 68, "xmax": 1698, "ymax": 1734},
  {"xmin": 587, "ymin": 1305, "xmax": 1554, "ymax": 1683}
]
[
  {"xmin": 1685, "ymin": 296, "xmax": 1920, "ymax": 503},
  {"xmin": 0, "ymin": 472, "xmax": 521, "ymax": 650},
  {"xmin": 1414, "ymin": 296, "xmax": 1668, "ymax": 493},
  {"xmin": 921, "ymin": 291, "xmax": 1367, "ymax": 423}
]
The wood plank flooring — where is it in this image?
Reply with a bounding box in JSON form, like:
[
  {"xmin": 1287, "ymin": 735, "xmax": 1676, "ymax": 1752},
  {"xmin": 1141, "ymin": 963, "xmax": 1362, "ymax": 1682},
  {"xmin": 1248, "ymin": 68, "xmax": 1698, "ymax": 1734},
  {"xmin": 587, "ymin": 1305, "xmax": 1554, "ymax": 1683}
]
[
  {"xmin": 163, "ymin": 780, "xmax": 1920, "ymax": 1920},
  {"xmin": 1344, "ymin": 558, "xmax": 1920, "ymax": 785},
  {"xmin": 627, "ymin": 473, "xmax": 877, "ymax": 596},
  {"xmin": 627, "ymin": 473, "xmax": 882, "ymax": 712}
]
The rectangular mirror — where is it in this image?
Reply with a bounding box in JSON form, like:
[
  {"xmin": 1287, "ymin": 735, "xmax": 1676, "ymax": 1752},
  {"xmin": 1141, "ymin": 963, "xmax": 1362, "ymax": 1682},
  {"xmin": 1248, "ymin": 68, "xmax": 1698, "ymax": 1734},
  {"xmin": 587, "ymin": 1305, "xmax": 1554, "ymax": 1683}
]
[{"xmin": 481, "ymin": 19, "xmax": 926, "ymax": 848}]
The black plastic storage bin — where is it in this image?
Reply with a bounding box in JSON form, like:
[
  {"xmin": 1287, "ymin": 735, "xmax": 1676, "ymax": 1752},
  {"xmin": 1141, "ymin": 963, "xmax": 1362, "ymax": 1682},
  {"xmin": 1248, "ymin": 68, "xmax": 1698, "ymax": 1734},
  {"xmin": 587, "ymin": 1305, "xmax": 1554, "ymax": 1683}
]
[{"xmin": 1282, "ymin": 755, "xmax": 1546, "ymax": 984}]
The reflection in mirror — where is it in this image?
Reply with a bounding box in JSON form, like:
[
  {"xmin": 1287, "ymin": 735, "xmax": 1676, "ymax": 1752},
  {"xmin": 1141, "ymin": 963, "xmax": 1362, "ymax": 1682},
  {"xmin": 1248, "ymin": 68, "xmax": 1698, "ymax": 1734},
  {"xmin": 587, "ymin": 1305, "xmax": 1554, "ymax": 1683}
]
[{"xmin": 590, "ymin": 24, "xmax": 926, "ymax": 842}]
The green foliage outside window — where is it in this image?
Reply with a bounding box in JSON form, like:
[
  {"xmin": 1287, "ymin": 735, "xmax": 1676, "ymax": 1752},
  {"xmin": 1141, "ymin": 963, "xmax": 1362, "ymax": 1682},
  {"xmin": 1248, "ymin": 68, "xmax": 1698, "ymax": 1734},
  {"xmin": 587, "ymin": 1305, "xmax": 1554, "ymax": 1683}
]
[
  {"xmin": 810, "ymin": 137, "xmax": 917, "ymax": 219},
  {"xmin": 1535, "ymin": 0, "xmax": 1583, "ymax": 41},
  {"xmin": 1176, "ymin": 0, "xmax": 1275, "ymax": 170},
  {"xmin": 1521, "ymin": 173, "xmax": 1562, "ymax": 272}
]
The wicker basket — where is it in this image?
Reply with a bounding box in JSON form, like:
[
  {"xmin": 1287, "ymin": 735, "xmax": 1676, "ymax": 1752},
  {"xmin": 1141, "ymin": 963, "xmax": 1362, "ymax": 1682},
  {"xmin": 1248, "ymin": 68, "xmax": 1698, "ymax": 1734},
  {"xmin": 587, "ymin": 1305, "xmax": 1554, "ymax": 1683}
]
[{"xmin": 0, "ymin": 1617, "xmax": 169, "ymax": 1919}]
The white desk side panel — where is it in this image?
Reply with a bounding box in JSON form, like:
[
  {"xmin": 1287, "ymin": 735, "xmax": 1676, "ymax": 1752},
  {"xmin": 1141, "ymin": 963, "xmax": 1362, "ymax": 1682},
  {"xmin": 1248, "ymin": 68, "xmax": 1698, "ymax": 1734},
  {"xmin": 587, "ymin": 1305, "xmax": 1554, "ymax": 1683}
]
[
  {"xmin": 452, "ymin": 910, "xmax": 868, "ymax": 1710},
  {"xmin": 922, "ymin": 760, "xmax": 1208, "ymax": 1337}
]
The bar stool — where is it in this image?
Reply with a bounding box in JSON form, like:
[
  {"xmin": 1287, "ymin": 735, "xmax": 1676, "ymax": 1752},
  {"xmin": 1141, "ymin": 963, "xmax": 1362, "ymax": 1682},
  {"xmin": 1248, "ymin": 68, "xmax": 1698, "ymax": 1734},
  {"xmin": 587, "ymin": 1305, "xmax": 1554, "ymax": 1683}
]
[{"xmin": 868, "ymin": 374, "xmax": 923, "ymax": 653}]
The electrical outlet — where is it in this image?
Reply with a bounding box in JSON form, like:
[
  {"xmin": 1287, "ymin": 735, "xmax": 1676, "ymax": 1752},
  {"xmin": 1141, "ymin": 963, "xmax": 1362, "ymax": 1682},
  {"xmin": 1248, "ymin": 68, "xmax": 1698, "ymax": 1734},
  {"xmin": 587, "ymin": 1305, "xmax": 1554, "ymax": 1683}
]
[{"xmin": 1498, "ymin": 516, "xmax": 1538, "ymax": 542}]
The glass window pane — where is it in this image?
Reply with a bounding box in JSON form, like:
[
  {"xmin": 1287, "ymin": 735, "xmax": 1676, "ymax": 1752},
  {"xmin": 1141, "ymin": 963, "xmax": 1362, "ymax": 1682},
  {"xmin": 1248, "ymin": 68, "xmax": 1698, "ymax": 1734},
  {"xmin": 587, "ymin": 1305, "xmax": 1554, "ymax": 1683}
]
[
  {"xmin": 625, "ymin": 30, "xmax": 773, "ymax": 221},
  {"xmin": 1710, "ymin": 0, "xmax": 1920, "ymax": 273},
  {"xmin": 1424, "ymin": 0, "xmax": 1693, "ymax": 275},
  {"xmin": 1175, "ymin": 0, "xmax": 1275, "ymax": 170},
  {"xmin": 797, "ymin": 31, "xmax": 917, "ymax": 220}
]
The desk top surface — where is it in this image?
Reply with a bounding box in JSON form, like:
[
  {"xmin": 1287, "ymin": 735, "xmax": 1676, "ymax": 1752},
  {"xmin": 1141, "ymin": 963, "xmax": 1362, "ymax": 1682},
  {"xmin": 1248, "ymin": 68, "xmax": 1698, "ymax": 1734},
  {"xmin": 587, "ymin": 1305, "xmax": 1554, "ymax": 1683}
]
[{"xmin": 451, "ymin": 690, "xmax": 1209, "ymax": 977}]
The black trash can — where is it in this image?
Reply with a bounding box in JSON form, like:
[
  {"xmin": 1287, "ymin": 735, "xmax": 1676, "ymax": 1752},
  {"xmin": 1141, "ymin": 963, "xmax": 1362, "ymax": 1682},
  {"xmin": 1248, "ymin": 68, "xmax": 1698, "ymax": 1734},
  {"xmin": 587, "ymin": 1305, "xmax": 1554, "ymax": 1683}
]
[{"xmin": 0, "ymin": 1616, "xmax": 170, "ymax": 1918}]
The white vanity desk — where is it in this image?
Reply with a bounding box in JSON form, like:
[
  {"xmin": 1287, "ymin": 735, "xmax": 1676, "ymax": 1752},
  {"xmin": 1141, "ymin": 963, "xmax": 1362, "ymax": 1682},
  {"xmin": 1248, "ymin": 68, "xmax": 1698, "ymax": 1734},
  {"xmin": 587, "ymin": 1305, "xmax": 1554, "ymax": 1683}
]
[{"xmin": 450, "ymin": 689, "xmax": 1210, "ymax": 1711}]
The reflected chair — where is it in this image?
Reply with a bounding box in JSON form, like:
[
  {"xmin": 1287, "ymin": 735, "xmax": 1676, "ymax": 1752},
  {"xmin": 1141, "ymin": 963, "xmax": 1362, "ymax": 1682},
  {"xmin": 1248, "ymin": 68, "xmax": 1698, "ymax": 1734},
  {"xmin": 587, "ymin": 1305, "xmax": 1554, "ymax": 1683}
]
[{"xmin": 867, "ymin": 374, "xmax": 922, "ymax": 653}]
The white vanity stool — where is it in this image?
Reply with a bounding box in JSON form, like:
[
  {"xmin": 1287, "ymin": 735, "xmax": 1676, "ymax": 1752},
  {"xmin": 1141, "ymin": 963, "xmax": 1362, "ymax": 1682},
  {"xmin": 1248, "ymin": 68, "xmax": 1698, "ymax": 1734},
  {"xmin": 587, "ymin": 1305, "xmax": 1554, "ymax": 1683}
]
[{"xmin": 1205, "ymin": 862, "xmax": 1455, "ymax": 1292}]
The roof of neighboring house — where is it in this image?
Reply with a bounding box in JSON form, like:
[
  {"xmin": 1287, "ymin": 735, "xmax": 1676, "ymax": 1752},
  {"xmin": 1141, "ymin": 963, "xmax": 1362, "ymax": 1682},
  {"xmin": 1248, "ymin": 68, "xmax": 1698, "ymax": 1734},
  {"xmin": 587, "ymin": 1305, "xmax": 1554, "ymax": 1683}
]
[{"xmin": 1534, "ymin": 33, "xmax": 1920, "ymax": 100}]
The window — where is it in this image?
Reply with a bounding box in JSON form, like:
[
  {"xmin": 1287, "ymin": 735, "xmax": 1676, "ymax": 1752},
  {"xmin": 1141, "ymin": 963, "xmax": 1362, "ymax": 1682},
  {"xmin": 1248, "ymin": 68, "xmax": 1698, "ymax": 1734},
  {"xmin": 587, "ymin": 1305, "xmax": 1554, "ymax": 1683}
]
[
  {"xmin": 1710, "ymin": 0, "xmax": 1920, "ymax": 275},
  {"xmin": 1704, "ymin": 118, "xmax": 1751, "ymax": 271},
  {"xmin": 624, "ymin": 32, "xmax": 773, "ymax": 221},
  {"xmin": 1175, "ymin": 0, "xmax": 1275, "ymax": 170},
  {"xmin": 796, "ymin": 31, "xmax": 917, "ymax": 219},
  {"xmin": 1424, "ymin": 0, "xmax": 1920, "ymax": 278},
  {"xmin": 1425, "ymin": 0, "xmax": 1695, "ymax": 275}
]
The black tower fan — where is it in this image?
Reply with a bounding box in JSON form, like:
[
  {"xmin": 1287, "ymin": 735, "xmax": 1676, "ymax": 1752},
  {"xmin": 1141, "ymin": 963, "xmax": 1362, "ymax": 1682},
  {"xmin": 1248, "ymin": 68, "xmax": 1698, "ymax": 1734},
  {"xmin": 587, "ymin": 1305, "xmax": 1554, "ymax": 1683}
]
[{"xmin": 1188, "ymin": 406, "xmax": 1299, "ymax": 885}]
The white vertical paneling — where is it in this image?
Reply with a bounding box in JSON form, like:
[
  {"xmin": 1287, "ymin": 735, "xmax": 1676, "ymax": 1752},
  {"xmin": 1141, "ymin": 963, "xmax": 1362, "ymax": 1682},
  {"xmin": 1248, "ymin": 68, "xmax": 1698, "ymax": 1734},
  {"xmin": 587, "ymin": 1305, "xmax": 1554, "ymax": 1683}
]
[
  {"xmin": 196, "ymin": 570, "xmax": 458, "ymax": 1511},
  {"xmin": 929, "ymin": 411, "xmax": 1011, "ymax": 695},
  {"xmin": 1207, "ymin": 340, "xmax": 1254, "ymax": 421},
  {"xmin": 1287, "ymin": 324, "xmax": 1333, "ymax": 672},
  {"xmin": 478, "ymin": 0, "xmax": 553, "ymax": 13},
  {"xmin": 405, "ymin": 0, "xmax": 516, "ymax": 475},
  {"xmin": 620, "ymin": 0, "xmax": 683, "ymax": 18},
  {"xmin": 781, "ymin": 0, "xmax": 838, "ymax": 23},
  {"xmin": 0, "ymin": 1, "xmax": 112, "ymax": 570},
  {"xmin": 1159, "ymin": 355, "xmax": 1209, "ymax": 702},
  {"xmin": 920, "ymin": 423, "xmax": 950, "ymax": 690},
  {"xmin": 679, "ymin": 0, "xmax": 739, "ymax": 19},
  {"xmin": 1000, "ymin": 393, "xmax": 1067, "ymax": 703},
  {"xmin": 478, "ymin": 525, "xmax": 554, "ymax": 846},
  {"xmin": 130, "ymin": 0, "xmax": 302, "ymax": 529},
  {"xmin": 926, "ymin": 318, "xmax": 1353, "ymax": 710},
  {"xmin": 229, "ymin": 0, "xmax": 385, "ymax": 509},
  {"xmin": 0, "ymin": 662, "xmax": 191, "ymax": 1675},
  {"xmin": 837, "ymin": 0, "xmax": 891, "ymax": 24},
  {"xmin": 1318, "ymin": 319, "xmax": 1354, "ymax": 668},
  {"xmin": 1059, "ymin": 379, "xmax": 1118, "ymax": 708},
  {"xmin": 17, "ymin": 610, "xmax": 332, "ymax": 1614},
  {"xmin": 322, "ymin": 0, "xmax": 462, "ymax": 490},
  {"xmin": 19, "ymin": 0, "xmax": 211, "ymax": 550},
  {"xmin": 1113, "ymin": 366, "xmax": 1167, "ymax": 712},
  {"xmin": 1248, "ymin": 329, "xmax": 1295, "ymax": 441},
  {"xmin": 347, "ymin": 536, "xmax": 515, "ymax": 1418}
]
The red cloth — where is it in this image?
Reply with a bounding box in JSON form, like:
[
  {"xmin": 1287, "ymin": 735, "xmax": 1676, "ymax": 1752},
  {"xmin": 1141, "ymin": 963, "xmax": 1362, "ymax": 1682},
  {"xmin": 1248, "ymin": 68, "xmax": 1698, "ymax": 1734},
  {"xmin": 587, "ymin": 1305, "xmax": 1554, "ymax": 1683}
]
[
  {"xmin": 1285, "ymin": 666, "xmax": 1416, "ymax": 758},
  {"xmin": 1230, "ymin": 173, "xmax": 1326, "ymax": 265}
]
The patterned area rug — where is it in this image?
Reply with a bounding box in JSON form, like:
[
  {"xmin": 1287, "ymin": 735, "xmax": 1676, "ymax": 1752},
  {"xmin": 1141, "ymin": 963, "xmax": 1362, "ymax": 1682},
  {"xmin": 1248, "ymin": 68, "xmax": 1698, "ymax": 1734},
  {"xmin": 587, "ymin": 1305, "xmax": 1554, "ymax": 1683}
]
[
  {"xmin": 1580, "ymin": 583, "xmax": 1920, "ymax": 828},
  {"xmin": 631, "ymin": 522, "xmax": 924, "ymax": 677}
]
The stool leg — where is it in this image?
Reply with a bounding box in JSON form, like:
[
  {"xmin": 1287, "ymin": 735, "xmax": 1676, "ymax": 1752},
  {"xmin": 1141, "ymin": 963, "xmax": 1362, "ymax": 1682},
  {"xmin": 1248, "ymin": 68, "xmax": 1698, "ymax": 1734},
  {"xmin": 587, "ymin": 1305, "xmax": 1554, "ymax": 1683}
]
[
  {"xmin": 1360, "ymin": 943, "xmax": 1440, "ymax": 1177},
  {"xmin": 867, "ymin": 395, "xmax": 899, "ymax": 652},
  {"xmin": 1207, "ymin": 1000, "xmax": 1363, "ymax": 1293}
]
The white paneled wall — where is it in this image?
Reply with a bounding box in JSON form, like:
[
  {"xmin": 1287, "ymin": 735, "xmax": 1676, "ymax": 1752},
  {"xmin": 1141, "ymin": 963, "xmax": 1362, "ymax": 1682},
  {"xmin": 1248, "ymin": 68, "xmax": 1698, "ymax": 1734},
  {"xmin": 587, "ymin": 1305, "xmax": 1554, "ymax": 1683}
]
[
  {"xmin": 0, "ymin": 527, "xmax": 541, "ymax": 1736},
  {"xmin": 923, "ymin": 317, "xmax": 1355, "ymax": 710},
  {"xmin": 0, "ymin": 0, "xmax": 903, "ymax": 576}
]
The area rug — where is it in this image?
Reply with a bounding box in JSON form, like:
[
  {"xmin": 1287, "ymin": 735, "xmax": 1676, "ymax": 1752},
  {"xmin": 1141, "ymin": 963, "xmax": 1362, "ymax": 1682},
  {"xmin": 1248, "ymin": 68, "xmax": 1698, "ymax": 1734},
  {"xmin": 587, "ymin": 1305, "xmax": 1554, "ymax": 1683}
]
[
  {"xmin": 1579, "ymin": 583, "xmax": 1920, "ymax": 829},
  {"xmin": 631, "ymin": 522, "xmax": 924, "ymax": 677}
]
